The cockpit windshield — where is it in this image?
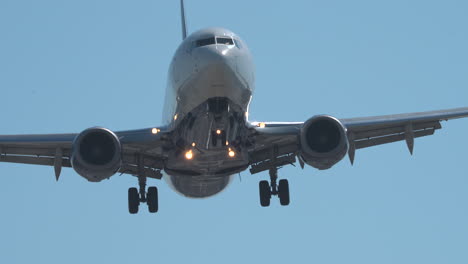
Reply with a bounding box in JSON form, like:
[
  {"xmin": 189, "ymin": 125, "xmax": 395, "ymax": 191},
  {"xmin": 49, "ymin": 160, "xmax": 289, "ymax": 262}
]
[
  {"xmin": 216, "ymin": 37, "xmax": 234, "ymax": 45},
  {"xmin": 196, "ymin": 37, "xmax": 216, "ymax": 47},
  {"xmin": 195, "ymin": 36, "xmax": 235, "ymax": 47}
]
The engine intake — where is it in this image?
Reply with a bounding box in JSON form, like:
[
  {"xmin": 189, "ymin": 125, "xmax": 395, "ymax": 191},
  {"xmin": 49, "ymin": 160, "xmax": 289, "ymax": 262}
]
[
  {"xmin": 71, "ymin": 127, "xmax": 122, "ymax": 182},
  {"xmin": 300, "ymin": 115, "xmax": 348, "ymax": 170}
]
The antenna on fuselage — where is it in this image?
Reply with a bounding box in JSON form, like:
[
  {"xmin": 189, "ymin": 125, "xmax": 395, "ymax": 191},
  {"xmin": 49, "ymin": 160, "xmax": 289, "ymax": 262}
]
[{"xmin": 180, "ymin": 0, "xmax": 188, "ymax": 40}]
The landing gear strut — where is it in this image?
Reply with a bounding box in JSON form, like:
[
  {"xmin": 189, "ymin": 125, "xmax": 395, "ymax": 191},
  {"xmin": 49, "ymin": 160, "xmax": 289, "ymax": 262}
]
[
  {"xmin": 128, "ymin": 175, "xmax": 159, "ymax": 214},
  {"xmin": 211, "ymin": 130, "xmax": 227, "ymax": 147},
  {"xmin": 259, "ymin": 168, "xmax": 290, "ymax": 207},
  {"xmin": 128, "ymin": 156, "xmax": 159, "ymax": 214}
]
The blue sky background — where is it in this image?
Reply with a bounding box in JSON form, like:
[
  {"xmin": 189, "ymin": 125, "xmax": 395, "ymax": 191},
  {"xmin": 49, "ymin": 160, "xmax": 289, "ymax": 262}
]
[{"xmin": 1, "ymin": 0, "xmax": 467, "ymax": 263}]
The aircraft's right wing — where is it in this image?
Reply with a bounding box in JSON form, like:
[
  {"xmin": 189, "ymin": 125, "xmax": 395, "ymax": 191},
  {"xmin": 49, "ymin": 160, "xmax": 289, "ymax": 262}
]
[
  {"xmin": 0, "ymin": 126, "xmax": 172, "ymax": 180},
  {"xmin": 247, "ymin": 107, "xmax": 468, "ymax": 173}
]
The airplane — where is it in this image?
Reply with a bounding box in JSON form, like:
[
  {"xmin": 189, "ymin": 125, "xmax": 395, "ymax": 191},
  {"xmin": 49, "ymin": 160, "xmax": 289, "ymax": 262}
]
[{"xmin": 1, "ymin": 0, "xmax": 467, "ymax": 214}]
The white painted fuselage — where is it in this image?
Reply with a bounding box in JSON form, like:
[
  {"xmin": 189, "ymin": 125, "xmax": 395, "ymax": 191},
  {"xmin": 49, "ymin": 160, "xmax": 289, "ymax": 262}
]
[{"xmin": 162, "ymin": 28, "xmax": 255, "ymax": 197}]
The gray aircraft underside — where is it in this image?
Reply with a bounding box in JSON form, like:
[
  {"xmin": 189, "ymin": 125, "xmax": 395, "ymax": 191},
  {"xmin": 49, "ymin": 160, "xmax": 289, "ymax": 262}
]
[{"xmin": 1, "ymin": 0, "xmax": 467, "ymax": 213}]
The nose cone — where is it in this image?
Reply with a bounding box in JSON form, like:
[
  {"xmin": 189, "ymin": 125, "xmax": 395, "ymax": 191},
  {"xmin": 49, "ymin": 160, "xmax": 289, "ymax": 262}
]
[
  {"xmin": 174, "ymin": 41, "xmax": 250, "ymax": 113},
  {"xmin": 189, "ymin": 45, "xmax": 241, "ymax": 96},
  {"xmin": 195, "ymin": 45, "xmax": 236, "ymax": 74}
]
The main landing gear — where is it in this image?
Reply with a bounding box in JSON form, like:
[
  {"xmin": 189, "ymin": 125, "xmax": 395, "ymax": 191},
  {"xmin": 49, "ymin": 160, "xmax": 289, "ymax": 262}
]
[
  {"xmin": 259, "ymin": 168, "xmax": 290, "ymax": 207},
  {"xmin": 128, "ymin": 173, "xmax": 159, "ymax": 214}
]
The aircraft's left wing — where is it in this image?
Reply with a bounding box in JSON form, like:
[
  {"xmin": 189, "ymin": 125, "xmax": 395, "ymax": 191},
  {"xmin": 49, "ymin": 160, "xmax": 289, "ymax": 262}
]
[
  {"xmin": 248, "ymin": 107, "xmax": 468, "ymax": 173},
  {"xmin": 340, "ymin": 107, "xmax": 468, "ymax": 163},
  {"xmin": 0, "ymin": 127, "xmax": 171, "ymax": 180}
]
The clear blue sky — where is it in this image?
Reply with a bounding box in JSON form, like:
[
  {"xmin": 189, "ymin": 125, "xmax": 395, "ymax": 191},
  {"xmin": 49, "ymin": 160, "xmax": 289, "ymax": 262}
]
[{"xmin": 1, "ymin": 0, "xmax": 467, "ymax": 263}]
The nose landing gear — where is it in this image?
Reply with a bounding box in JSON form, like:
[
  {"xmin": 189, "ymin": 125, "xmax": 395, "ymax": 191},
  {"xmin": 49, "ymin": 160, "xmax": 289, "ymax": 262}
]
[
  {"xmin": 259, "ymin": 168, "xmax": 290, "ymax": 207},
  {"xmin": 211, "ymin": 129, "xmax": 227, "ymax": 147}
]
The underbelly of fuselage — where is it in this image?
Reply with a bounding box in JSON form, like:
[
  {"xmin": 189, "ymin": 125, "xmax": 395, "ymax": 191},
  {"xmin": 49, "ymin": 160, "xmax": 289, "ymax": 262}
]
[
  {"xmin": 164, "ymin": 97, "xmax": 251, "ymax": 198},
  {"xmin": 165, "ymin": 174, "xmax": 235, "ymax": 198}
]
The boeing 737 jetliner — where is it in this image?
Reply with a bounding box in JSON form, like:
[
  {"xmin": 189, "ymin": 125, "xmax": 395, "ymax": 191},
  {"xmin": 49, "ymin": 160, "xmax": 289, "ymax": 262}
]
[{"xmin": 1, "ymin": 1, "xmax": 468, "ymax": 214}]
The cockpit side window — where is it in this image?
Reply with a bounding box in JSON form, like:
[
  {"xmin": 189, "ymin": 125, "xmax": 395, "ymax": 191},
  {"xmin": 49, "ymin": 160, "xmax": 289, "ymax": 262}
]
[
  {"xmin": 216, "ymin": 37, "xmax": 234, "ymax": 45},
  {"xmin": 196, "ymin": 37, "xmax": 216, "ymax": 47},
  {"xmin": 234, "ymin": 39, "xmax": 242, "ymax": 49}
]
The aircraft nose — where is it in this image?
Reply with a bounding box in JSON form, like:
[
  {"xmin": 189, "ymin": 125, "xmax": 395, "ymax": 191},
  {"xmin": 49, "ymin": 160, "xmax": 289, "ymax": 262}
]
[
  {"xmin": 194, "ymin": 45, "xmax": 234, "ymax": 70},
  {"xmin": 189, "ymin": 45, "xmax": 241, "ymax": 97}
]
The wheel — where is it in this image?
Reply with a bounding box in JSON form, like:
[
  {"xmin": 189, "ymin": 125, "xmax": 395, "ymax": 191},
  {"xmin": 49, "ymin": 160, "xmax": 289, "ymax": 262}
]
[
  {"xmin": 147, "ymin": 186, "xmax": 159, "ymax": 213},
  {"xmin": 278, "ymin": 179, "xmax": 290, "ymax": 206},
  {"xmin": 259, "ymin": 180, "xmax": 271, "ymax": 207},
  {"xmin": 128, "ymin": 187, "xmax": 140, "ymax": 214}
]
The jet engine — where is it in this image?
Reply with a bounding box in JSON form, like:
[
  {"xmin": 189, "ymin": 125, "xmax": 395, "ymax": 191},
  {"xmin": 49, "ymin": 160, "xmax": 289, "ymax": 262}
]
[
  {"xmin": 71, "ymin": 127, "xmax": 122, "ymax": 182},
  {"xmin": 299, "ymin": 115, "xmax": 349, "ymax": 170}
]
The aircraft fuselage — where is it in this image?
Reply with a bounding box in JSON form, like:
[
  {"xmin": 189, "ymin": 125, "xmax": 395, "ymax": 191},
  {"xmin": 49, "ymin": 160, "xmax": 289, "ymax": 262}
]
[{"xmin": 162, "ymin": 28, "xmax": 255, "ymax": 197}]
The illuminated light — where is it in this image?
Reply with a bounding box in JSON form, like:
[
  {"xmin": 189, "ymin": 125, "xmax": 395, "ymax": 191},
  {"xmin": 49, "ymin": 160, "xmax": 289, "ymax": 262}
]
[
  {"xmin": 151, "ymin": 128, "xmax": 160, "ymax": 134},
  {"xmin": 216, "ymin": 129, "xmax": 222, "ymax": 135},
  {"xmin": 258, "ymin": 122, "xmax": 266, "ymax": 128},
  {"xmin": 225, "ymin": 141, "xmax": 229, "ymax": 146},
  {"xmin": 185, "ymin": 150, "xmax": 193, "ymax": 160},
  {"xmin": 228, "ymin": 149, "xmax": 236, "ymax": 158},
  {"xmin": 174, "ymin": 114, "xmax": 178, "ymax": 121},
  {"xmin": 192, "ymin": 142, "xmax": 196, "ymax": 147}
]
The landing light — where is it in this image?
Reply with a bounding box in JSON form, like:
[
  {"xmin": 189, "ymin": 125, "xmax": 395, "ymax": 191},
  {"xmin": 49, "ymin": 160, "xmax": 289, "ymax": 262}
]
[
  {"xmin": 151, "ymin": 128, "xmax": 160, "ymax": 134},
  {"xmin": 258, "ymin": 122, "xmax": 266, "ymax": 128},
  {"xmin": 216, "ymin": 129, "xmax": 222, "ymax": 135},
  {"xmin": 192, "ymin": 142, "xmax": 196, "ymax": 147},
  {"xmin": 174, "ymin": 114, "xmax": 178, "ymax": 121},
  {"xmin": 228, "ymin": 148, "xmax": 236, "ymax": 158},
  {"xmin": 185, "ymin": 150, "xmax": 193, "ymax": 160}
]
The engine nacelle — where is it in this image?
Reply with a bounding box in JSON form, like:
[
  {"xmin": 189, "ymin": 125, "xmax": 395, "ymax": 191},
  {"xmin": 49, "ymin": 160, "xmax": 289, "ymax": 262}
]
[
  {"xmin": 71, "ymin": 127, "xmax": 122, "ymax": 182},
  {"xmin": 300, "ymin": 115, "xmax": 349, "ymax": 170}
]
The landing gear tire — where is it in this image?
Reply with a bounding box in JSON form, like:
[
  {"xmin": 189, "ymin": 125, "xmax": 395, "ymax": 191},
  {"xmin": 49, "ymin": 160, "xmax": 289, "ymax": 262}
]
[
  {"xmin": 128, "ymin": 187, "xmax": 140, "ymax": 214},
  {"xmin": 147, "ymin": 186, "xmax": 159, "ymax": 213},
  {"xmin": 278, "ymin": 179, "xmax": 290, "ymax": 206},
  {"xmin": 259, "ymin": 180, "xmax": 271, "ymax": 207}
]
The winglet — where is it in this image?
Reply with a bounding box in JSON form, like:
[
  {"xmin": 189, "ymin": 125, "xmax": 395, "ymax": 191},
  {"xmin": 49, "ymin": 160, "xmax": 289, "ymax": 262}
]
[{"xmin": 180, "ymin": 0, "xmax": 188, "ymax": 40}]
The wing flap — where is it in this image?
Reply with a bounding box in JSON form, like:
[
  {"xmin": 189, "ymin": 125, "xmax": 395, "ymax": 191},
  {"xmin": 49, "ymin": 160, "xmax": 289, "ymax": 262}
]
[
  {"xmin": 354, "ymin": 127, "xmax": 437, "ymax": 149},
  {"xmin": 352, "ymin": 121, "xmax": 441, "ymax": 141},
  {"xmin": 0, "ymin": 146, "xmax": 72, "ymax": 157},
  {"xmin": 0, "ymin": 155, "xmax": 71, "ymax": 167}
]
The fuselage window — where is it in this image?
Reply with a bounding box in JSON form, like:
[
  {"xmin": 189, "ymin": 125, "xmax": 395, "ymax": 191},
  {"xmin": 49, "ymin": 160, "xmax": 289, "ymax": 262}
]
[
  {"xmin": 217, "ymin": 37, "xmax": 234, "ymax": 45},
  {"xmin": 196, "ymin": 37, "xmax": 216, "ymax": 47}
]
